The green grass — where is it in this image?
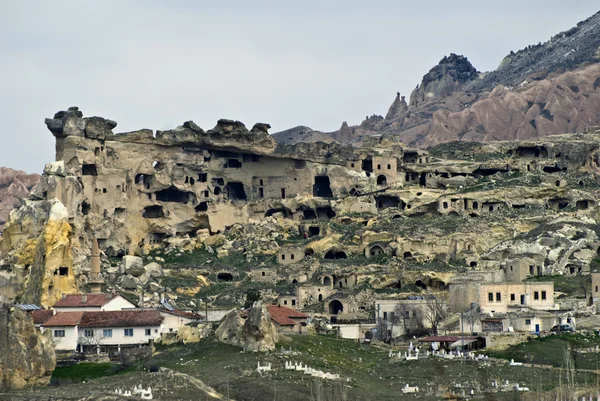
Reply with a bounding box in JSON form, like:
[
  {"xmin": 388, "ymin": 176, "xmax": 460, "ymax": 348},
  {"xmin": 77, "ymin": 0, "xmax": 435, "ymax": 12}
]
[
  {"xmin": 483, "ymin": 332, "xmax": 600, "ymax": 370},
  {"xmin": 51, "ymin": 363, "xmax": 136, "ymax": 384},
  {"xmin": 527, "ymin": 274, "xmax": 591, "ymax": 298}
]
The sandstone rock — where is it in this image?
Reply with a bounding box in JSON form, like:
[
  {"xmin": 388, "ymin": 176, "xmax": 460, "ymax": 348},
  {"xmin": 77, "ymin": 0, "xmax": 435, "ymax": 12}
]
[
  {"xmin": 122, "ymin": 255, "xmax": 144, "ymax": 277},
  {"xmin": 143, "ymin": 262, "xmax": 163, "ymax": 278},
  {"xmin": 120, "ymin": 274, "xmax": 139, "ymax": 290},
  {"xmin": 215, "ymin": 302, "xmax": 278, "ymax": 351},
  {"xmin": 0, "ymin": 305, "xmax": 55, "ymax": 390}
]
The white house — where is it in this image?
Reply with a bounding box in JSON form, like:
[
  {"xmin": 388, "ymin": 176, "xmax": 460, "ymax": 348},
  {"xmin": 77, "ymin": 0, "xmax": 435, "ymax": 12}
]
[
  {"xmin": 52, "ymin": 293, "xmax": 136, "ymax": 312},
  {"xmin": 159, "ymin": 309, "xmax": 203, "ymax": 333},
  {"xmin": 41, "ymin": 310, "xmax": 164, "ymax": 352},
  {"xmin": 42, "ymin": 311, "xmax": 84, "ymax": 351}
]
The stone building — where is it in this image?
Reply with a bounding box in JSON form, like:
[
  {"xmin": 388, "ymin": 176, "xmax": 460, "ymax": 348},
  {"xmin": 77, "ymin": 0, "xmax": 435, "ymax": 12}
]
[
  {"xmin": 479, "ymin": 282, "xmax": 555, "ymax": 314},
  {"xmin": 276, "ymin": 246, "xmax": 304, "ymax": 265}
]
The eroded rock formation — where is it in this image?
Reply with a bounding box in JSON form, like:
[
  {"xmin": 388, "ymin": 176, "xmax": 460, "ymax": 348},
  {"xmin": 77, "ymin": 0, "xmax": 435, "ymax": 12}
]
[
  {"xmin": 272, "ymin": 11, "xmax": 600, "ymax": 148},
  {"xmin": 0, "ymin": 305, "xmax": 55, "ymax": 390},
  {"xmin": 0, "ymin": 168, "xmax": 40, "ymax": 233},
  {"xmin": 215, "ymin": 302, "xmax": 278, "ymax": 351}
]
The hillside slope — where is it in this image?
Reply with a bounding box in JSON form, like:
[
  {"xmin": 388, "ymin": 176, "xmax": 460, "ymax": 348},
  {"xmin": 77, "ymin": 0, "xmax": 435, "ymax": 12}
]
[
  {"xmin": 0, "ymin": 167, "xmax": 40, "ymax": 232},
  {"xmin": 273, "ymin": 11, "xmax": 600, "ymax": 148}
]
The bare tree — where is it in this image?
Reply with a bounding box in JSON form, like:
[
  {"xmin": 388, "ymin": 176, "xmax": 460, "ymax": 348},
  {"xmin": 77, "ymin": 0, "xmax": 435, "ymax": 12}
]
[
  {"xmin": 394, "ymin": 302, "xmax": 424, "ymax": 337},
  {"xmin": 422, "ymin": 295, "xmax": 448, "ymax": 335},
  {"xmin": 78, "ymin": 329, "xmax": 105, "ymax": 354},
  {"xmin": 462, "ymin": 307, "xmax": 479, "ymax": 334}
]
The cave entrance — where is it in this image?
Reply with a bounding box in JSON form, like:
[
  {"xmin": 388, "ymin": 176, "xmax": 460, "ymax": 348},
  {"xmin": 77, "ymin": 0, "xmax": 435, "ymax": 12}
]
[
  {"xmin": 82, "ymin": 164, "xmax": 98, "ymax": 176},
  {"xmin": 225, "ymin": 182, "xmax": 247, "ymax": 200},
  {"xmin": 217, "ymin": 272, "xmax": 233, "ymax": 282},
  {"xmin": 369, "ymin": 245, "xmax": 385, "ymax": 257},
  {"xmin": 328, "ymin": 300, "xmax": 344, "ymax": 315},
  {"xmin": 576, "ymin": 200, "xmax": 591, "ymax": 210},
  {"xmin": 308, "ymin": 226, "xmax": 320, "ymax": 237},
  {"xmin": 316, "ymin": 206, "xmax": 336, "ymax": 219},
  {"xmin": 195, "ymin": 202, "xmax": 208, "ymax": 212},
  {"xmin": 375, "ymin": 195, "xmax": 402, "ymax": 211},
  {"xmin": 303, "ymin": 209, "xmax": 317, "ymax": 220},
  {"xmin": 225, "ymin": 159, "xmax": 242, "ymax": 168},
  {"xmin": 324, "ymin": 250, "xmax": 347, "ymax": 260},
  {"xmin": 82, "ymin": 201, "xmax": 91, "ymax": 216},
  {"xmin": 142, "ymin": 205, "xmax": 164, "ymax": 219},
  {"xmin": 323, "ymin": 276, "xmax": 332, "ymax": 286},
  {"xmin": 313, "ymin": 176, "xmax": 333, "ymax": 198},
  {"xmin": 265, "ymin": 207, "xmax": 292, "ymax": 218},
  {"xmin": 156, "ymin": 186, "xmax": 194, "ymax": 204},
  {"xmin": 361, "ymin": 158, "xmax": 373, "ymax": 173}
]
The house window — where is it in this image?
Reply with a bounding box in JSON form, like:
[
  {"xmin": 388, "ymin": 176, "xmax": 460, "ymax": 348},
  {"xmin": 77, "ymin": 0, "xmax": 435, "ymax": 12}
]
[
  {"xmin": 291, "ymin": 254, "xmax": 295, "ymax": 260},
  {"xmin": 284, "ymin": 300, "xmax": 288, "ymax": 305},
  {"xmin": 258, "ymin": 188, "xmax": 264, "ymax": 198},
  {"xmin": 124, "ymin": 328, "xmax": 134, "ymax": 337},
  {"xmin": 405, "ymin": 310, "xmax": 410, "ymax": 319},
  {"xmin": 525, "ymin": 319, "xmax": 531, "ymax": 325},
  {"xmin": 103, "ymin": 329, "xmax": 112, "ymax": 338},
  {"xmin": 387, "ymin": 164, "xmax": 391, "ymax": 170},
  {"xmin": 154, "ymin": 329, "xmax": 159, "ymax": 333},
  {"xmin": 496, "ymin": 292, "xmax": 501, "ymax": 302},
  {"xmin": 390, "ymin": 312, "xmax": 395, "ymax": 321},
  {"xmin": 596, "ymin": 286, "xmax": 599, "ymax": 293},
  {"xmin": 383, "ymin": 312, "xmax": 388, "ymax": 320},
  {"xmin": 261, "ymin": 271, "xmax": 265, "ymax": 276},
  {"xmin": 145, "ymin": 329, "xmax": 151, "ymax": 336},
  {"xmin": 292, "ymin": 300, "xmax": 296, "ymax": 306},
  {"xmin": 510, "ymin": 294, "xmax": 515, "ymax": 301},
  {"xmin": 377, "ymin": 164, "xmax": 381, "ymax": 170},
  {"xmin": 488, "ymin": 292, "xmax": 493, "ymax": 302},
  {"xmin": 281, "ymin": 254, "xmax": 285, "ymax": 260},
  {"xmin": 54, "ymin": 330, "xmax": 65, "ymax": 338},
  {"xmin": 541, "ymin": 291, "xmax": 546, "ymax": 300},
  {"xmin": 534, "ymin": 291, "xmax": 539, "ymax": 300},
  {"xmin": 84, "ymin": 329, "xmax": 94, "ymax": 337},
  {"xmin": 350, "ymin": 163, "xmax": 355, "ymax": 168}
]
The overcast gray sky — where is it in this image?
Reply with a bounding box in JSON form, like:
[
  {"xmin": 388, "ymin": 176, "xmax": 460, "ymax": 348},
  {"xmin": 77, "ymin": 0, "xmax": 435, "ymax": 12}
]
[{"xmin": 1, "ymin": 1, "xmax": 598, "ymax": 173}]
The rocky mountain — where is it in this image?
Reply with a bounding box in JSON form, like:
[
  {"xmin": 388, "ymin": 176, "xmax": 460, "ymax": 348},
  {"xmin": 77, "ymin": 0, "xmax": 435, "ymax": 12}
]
[
  {"xmin": 273, "ymin": 11, "xmax": 600, "ymax": 148},
  {"xmin": 0, "ymin": 168, "xmax": 40, "ymax": 233}
]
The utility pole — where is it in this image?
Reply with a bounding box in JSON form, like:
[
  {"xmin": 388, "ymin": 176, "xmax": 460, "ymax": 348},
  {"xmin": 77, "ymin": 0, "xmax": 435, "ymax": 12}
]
[
  {"xmin": 376, "ymin": 303, "xmax": 381, "ymax": 341},
  {"xmin": 460, "ymin": 310, "xmax": 465, "ymax": 358}
]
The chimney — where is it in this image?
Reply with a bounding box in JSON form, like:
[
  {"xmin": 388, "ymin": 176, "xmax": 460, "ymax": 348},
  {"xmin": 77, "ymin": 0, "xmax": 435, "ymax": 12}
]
[
  {"xmin": 62, "ymin": 293, "xmax": 67, "ymax": 299},
  {"xmin": 81, "ymin": 294, "xmax": 87, "ymax": 303}
]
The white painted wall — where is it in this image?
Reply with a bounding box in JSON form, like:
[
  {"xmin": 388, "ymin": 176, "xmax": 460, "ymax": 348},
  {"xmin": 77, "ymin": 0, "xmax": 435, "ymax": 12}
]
[
  {"xmin": 333, "ymin": 323, "xmax": 376, "ymax": 339},
  {"xmin": 160, "ymin": 312, "xmax": 194, "ymax": 332},
  {"xmin": 47, "ymin": 326, "xmax": 79, "ymax": 351},
  {"xmin": 102, "ymin": 296, "xmax": 137, "ymax": 311},
  {"xmin": 82, "ymin": 325, "xmax": 163, "ymax": 346}
]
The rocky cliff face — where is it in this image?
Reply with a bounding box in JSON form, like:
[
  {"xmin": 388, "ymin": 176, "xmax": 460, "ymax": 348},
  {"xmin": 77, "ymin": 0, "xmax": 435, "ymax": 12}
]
[
  {"xmin": 409, "ymin": 54, "xmax": 479, "ymax": 108},
  {"xmin": 215, "ymin": 302, "xmax": 278, "ymax": 351},
  {"xmin": 0, "ymin": 168, "xmax": 40, "ymax": 233},
  {"xmin": 272, "ymin": 11, "xmax": 600, "ymax": 148},
  {"xmin": 0, "ymin": 305, "xmax": 56, "ymax": 390}
]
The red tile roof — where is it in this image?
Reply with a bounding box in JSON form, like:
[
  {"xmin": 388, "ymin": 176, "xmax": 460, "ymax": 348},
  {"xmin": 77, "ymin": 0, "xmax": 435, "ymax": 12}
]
[
  {"xmin": 53, "ymin": 293, "xmax": 116, "ymax": 308},
  {"xmin": 43, "ymin": 312, "xmax": 84, "ymax": 327},
  {"xmin": 79, "ymin": 310, "xmax": 163, "ymax": 328},
  {"xmin": 29, "ymin": 309, "xmax": 53, "ymax": 324},
  {"xmin": 267, "ymin": 305, "xmax": 308, "ymax": 326}
]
